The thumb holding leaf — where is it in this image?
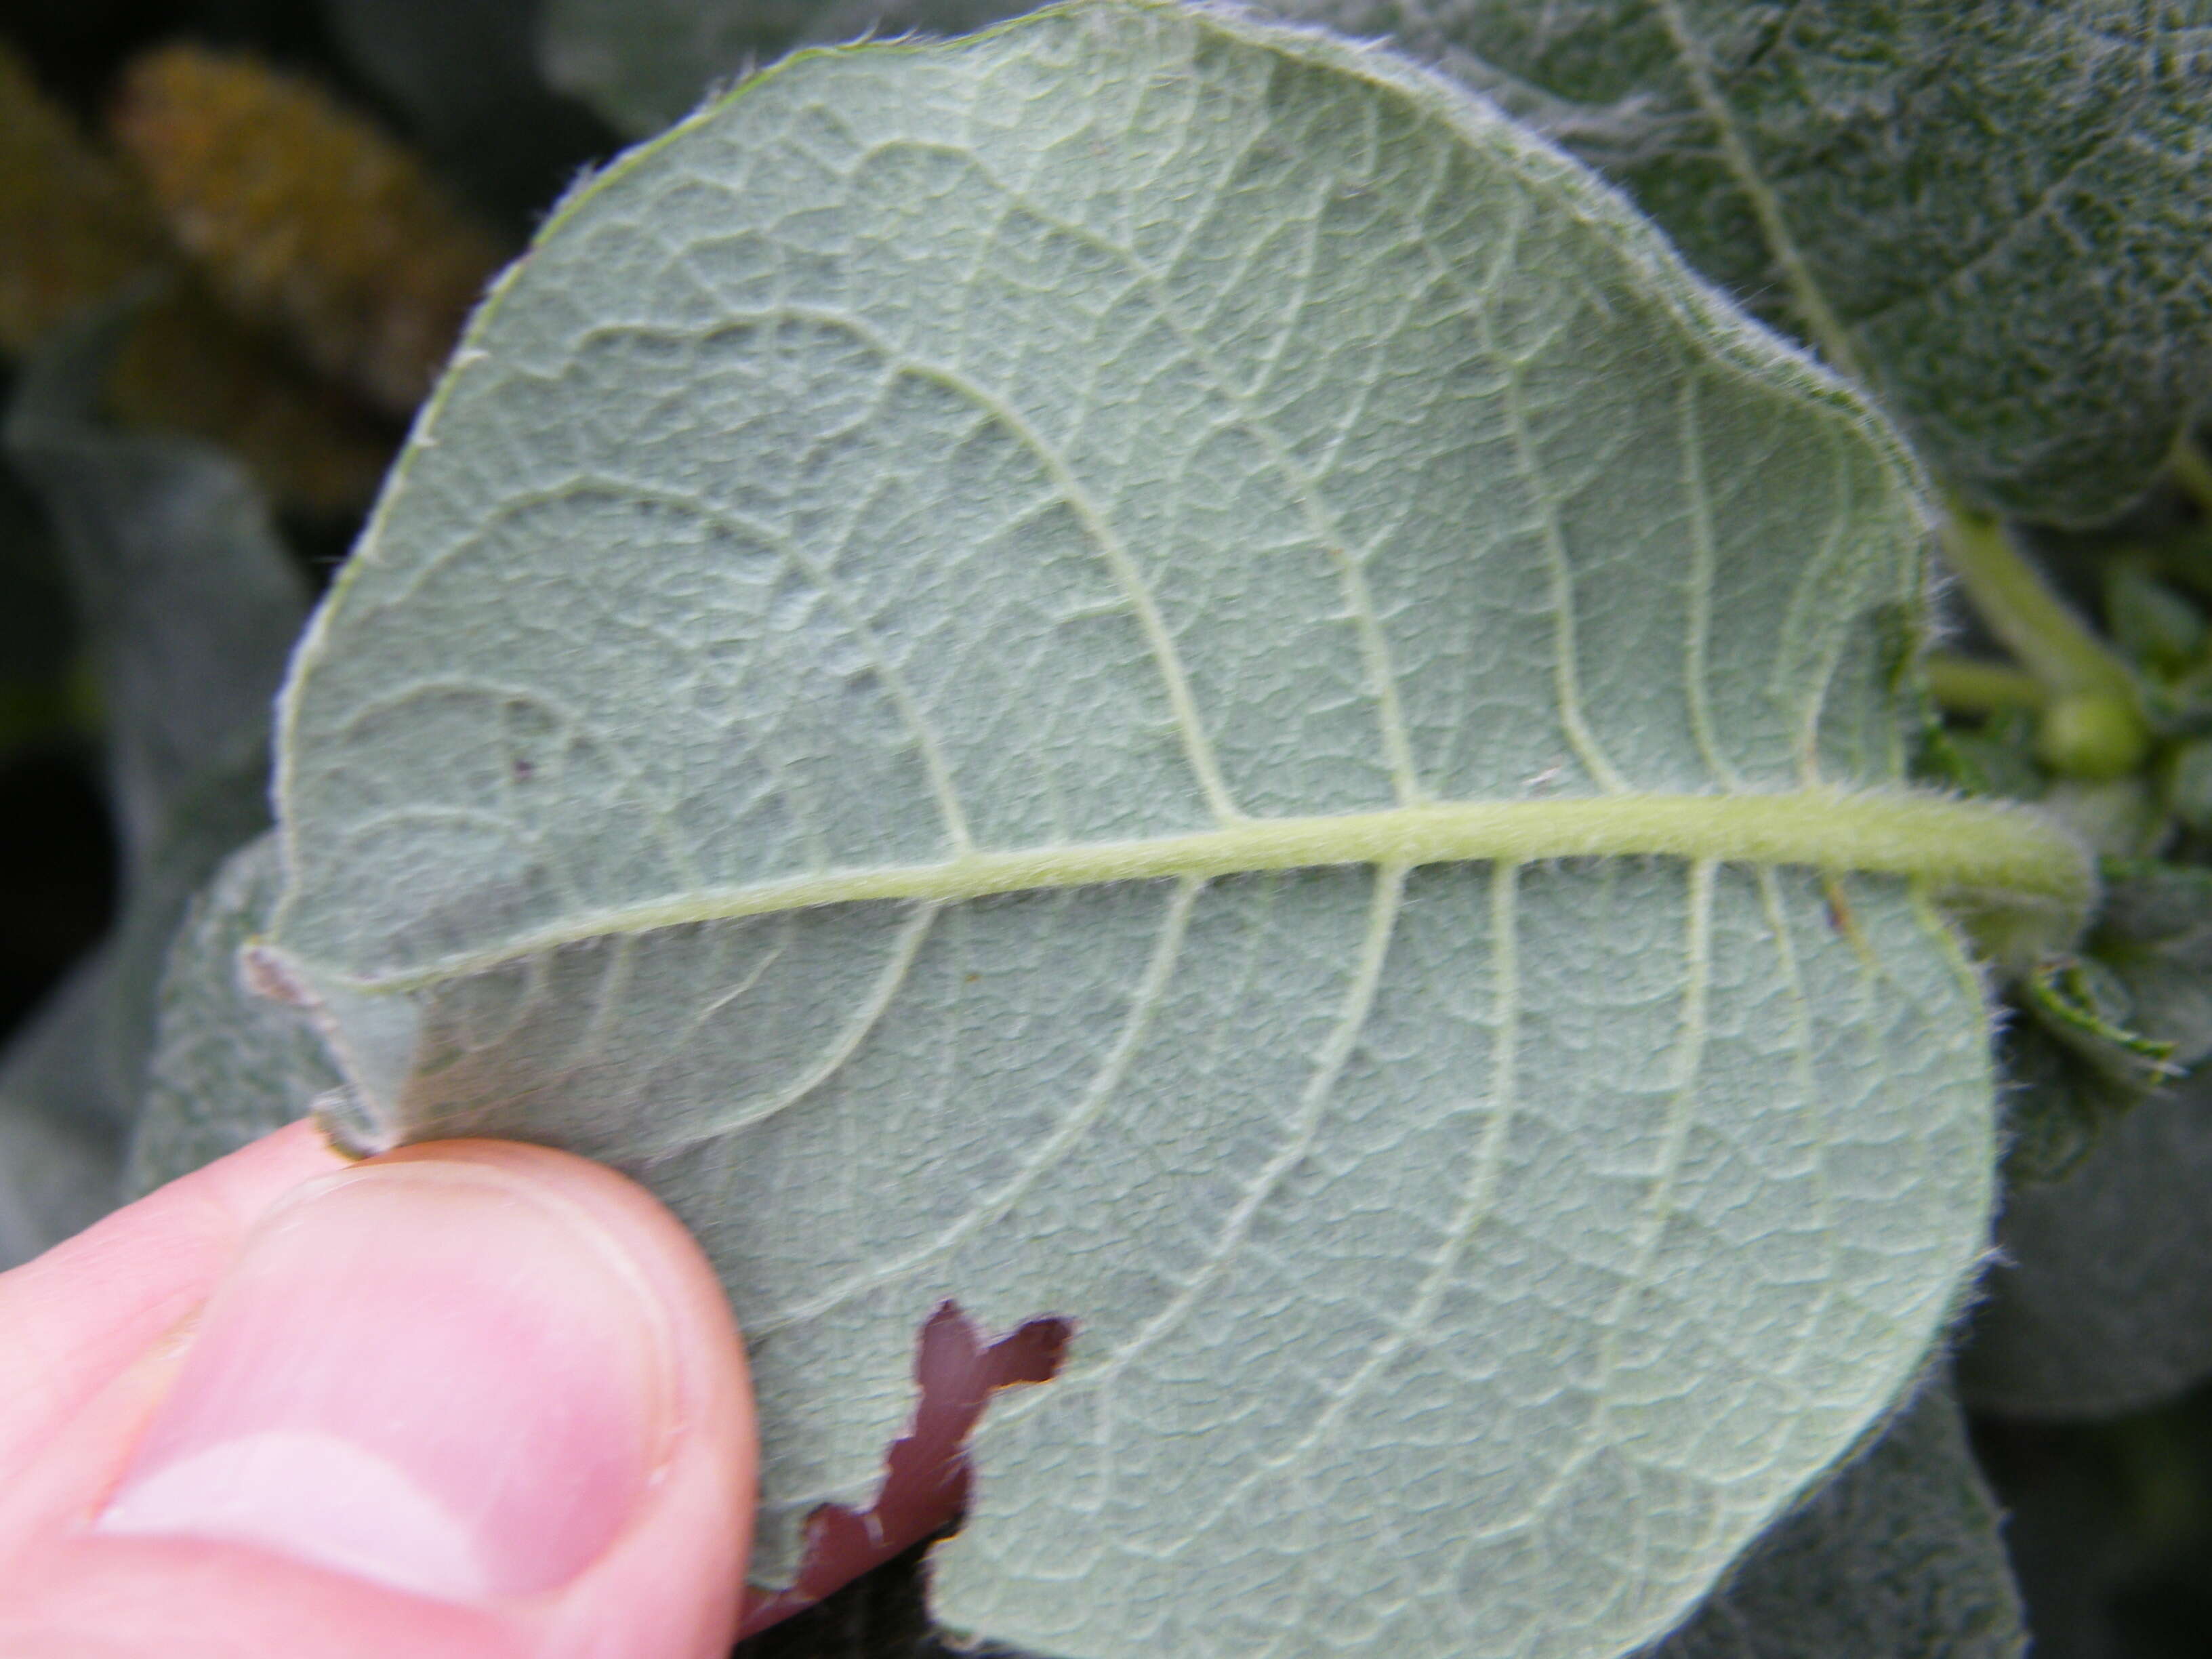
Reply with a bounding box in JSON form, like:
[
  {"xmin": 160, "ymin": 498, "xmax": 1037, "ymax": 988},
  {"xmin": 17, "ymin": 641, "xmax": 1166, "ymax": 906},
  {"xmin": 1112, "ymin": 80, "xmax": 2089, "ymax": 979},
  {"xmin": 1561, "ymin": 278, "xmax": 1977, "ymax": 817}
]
[{"xmin": 0, "ymin": 1121, "xmax": 756, "ymax": 1659}]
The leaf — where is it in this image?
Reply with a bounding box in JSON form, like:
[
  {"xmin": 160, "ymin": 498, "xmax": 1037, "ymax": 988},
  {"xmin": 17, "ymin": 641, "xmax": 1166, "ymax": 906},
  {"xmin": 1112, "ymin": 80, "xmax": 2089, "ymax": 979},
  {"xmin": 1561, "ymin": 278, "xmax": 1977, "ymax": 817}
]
[
  {"xmin": 1636, "ymin": 1377, "xmax": 2024, "ymax": 1659},
  {"xmin": 720, "ymin": 1374, "xmax": 2028, "ymax": 1659},
  {"xmin": 2017, "ymin": 956, "xmax": 2177, "ymax": 1096},
  {"xmin": 1959, "ymin": 1067, "xmax": 2212, "ymax": 1419},
  {"xmin": 1258, "ymin": 0, "xmax": 2212, "ymax": 526},
  {"xmin": 249, "ymin": 5, "xmax": 2085, "ymax": 1654},
  {"xmin": 1991, "ymin": 1015, "xmax": 2140, "ymax": 1186},
  {"xmin": 123, "ymin": 834, "xmax": 341, "ymax": 1202},
  {"xmin": 0, "ymin": 304, "xmax": 307, "ymax": 1265},
  {"xmin": 0, "ymin": 958, "xmax": 134, "ymax": 1265},
  {"xmin": 538, "ymin": 0, "xmax": 832, "ymax": 137},
  {"xmin": 7, "ymin": 302, "xmax": 307, "ymax": 870},
  {"xmin": 2085, "ymin": 860, "xmax": 2212, "ymax": 1071}
]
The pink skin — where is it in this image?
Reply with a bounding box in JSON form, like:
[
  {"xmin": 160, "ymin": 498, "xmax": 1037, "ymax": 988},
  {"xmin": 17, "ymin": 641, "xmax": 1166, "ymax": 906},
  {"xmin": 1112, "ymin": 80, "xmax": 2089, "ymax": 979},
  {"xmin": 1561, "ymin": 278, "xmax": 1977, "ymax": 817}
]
[
  {"xmin": 0, "ymin": 1124, "xmax": 757, "ymax": 1659},
  {"xmin": 737, "ymin": 1303, "xmax": 1073, "ymax": 1639}
]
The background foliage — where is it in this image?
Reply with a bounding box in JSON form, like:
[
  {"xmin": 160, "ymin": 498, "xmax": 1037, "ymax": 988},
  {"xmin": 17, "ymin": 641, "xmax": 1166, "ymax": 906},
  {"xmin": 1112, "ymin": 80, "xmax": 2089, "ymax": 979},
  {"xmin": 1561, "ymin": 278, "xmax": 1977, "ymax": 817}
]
[{"xmin": 3, "ymin": 2, "xmax": 2211, "ymax": 1654}]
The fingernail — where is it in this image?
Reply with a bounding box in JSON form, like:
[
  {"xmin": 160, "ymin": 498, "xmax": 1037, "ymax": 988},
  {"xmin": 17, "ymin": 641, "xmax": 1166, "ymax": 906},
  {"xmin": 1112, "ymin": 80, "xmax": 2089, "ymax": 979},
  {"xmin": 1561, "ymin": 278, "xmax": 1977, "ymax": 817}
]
[{"xmin": 96, "ymin": 1160, "xmax": 676, "ymax": 1603}]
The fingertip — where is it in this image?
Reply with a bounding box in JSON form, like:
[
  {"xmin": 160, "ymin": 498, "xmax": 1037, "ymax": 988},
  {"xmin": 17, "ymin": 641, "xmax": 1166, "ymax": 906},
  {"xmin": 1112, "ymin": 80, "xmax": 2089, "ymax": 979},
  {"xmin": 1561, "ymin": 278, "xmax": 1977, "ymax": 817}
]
[
  {"xmin": 7, "ymin": 1136, "xmax": 756, "ymax": 1659},
  {"xmin": 0, "ymin": 1118, "xmax": 352, "ymax": 1473},
  {"xmin": 362, "ymin": 1140, "xmax": 760, "ymax": 1654}
]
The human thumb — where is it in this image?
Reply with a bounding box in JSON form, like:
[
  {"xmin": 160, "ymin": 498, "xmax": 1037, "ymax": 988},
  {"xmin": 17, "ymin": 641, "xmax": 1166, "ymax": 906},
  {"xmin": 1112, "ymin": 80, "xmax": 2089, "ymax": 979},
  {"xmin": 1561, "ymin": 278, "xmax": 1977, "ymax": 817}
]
[{"xmin": 2, "ymin": 1139, "xmax": 755, "ymax": 1659}]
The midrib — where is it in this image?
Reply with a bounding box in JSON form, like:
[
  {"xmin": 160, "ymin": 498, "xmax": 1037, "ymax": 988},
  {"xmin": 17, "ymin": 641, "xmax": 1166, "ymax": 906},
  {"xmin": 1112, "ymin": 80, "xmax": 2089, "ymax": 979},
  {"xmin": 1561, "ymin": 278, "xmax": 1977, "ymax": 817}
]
[{"xmin": 345, "ymin": 787, "xmax": 2087, "ymax": 991}]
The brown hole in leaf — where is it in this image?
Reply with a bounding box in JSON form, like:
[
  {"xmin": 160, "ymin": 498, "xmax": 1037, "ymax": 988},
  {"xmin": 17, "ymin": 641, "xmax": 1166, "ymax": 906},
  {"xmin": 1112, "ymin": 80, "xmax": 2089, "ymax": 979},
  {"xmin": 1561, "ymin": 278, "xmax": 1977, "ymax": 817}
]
[{"xmin": 735, "ymin": 1300, "xmax": 1072, "ymax": 1641}]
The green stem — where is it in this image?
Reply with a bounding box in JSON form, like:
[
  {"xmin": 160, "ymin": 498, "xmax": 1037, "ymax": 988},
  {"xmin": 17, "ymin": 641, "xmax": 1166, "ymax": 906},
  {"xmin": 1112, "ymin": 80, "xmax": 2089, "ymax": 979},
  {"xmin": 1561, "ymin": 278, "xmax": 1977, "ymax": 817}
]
[
  {"xmin": 291, "ymin": 786, "xmax": 2097, "ymax": 996},
  {"xmin": 1921, "ymin": 653, "xmax": 2047, "ymax": 716},
  {"xmin": 1938, "ymin": 508, "xmax": 2150, "ymax": 780},
  {"xmin": 1939, "ymin": 508, "xmax": 2133, "ymax": 700}
]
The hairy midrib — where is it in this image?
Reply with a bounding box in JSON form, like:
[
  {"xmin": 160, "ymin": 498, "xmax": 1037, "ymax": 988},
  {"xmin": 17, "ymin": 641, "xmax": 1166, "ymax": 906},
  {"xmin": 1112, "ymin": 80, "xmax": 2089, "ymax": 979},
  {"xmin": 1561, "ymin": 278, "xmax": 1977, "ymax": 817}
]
[{"xmin": 298, "ymin": 787, "xmax": 2088, "ymax": 992}]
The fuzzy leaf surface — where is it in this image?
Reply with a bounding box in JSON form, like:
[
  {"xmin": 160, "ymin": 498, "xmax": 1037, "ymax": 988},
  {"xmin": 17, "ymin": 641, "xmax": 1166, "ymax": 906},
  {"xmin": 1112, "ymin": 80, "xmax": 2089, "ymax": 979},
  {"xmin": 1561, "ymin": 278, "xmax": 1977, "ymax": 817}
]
[
  {"xmin": 1265, "ymin": 0, "xmax": 2212, "ymax": 525},
  {"xmin": 255, "ymin": 6, "xmax": 2070, "ymax": 1654},
  {"xmin": 714, "ymin": 1378, "xmax": 2027, "ymax": 1659},
  {"xmin": 123, "ymin": 833, "xmax": 340, "ymax": 1201}
]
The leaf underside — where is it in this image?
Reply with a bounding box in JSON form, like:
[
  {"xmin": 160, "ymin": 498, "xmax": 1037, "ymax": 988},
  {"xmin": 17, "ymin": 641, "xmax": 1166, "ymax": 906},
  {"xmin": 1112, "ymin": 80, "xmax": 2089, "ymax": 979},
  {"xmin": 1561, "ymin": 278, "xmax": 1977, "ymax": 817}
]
[
  {"xmin": 127, "ymin": 833, "xmax": 342, "ymax": 1202},
  {"xmin": 248, "ymin": 6, "xmax": 2037, "ymax": 1655}
]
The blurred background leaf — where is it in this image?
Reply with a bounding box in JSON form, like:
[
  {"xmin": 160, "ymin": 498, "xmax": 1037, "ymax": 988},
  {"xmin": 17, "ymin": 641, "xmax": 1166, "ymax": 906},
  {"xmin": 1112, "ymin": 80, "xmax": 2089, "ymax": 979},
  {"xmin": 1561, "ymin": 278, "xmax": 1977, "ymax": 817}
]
[
  {"xmin": 1961, "ymin": 1070, "xmax": 2212, "ymax": 1422},
  {"xmin": 537, "ymin": 0, "xmax": 821, "ymax": 136},
  {"xmin": 1635, "ymin": 1380, "xmax": 2024, "ymax": 1659},
  {"xmin": 0, "ymin": 300, "xmax": 305, "ymax": 1265},
  {"xmin": 319, "ymin": 0, "xmax": 612, "ymax": 227}
]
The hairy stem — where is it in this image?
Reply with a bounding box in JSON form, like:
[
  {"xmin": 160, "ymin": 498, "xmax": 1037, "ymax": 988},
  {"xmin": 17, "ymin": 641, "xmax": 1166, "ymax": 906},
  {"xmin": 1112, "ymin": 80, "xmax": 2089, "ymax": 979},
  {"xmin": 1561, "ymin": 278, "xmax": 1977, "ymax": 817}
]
[
  {"xmin": 289, "ymin": 787, "xmax": 2095, "ymax": 995},
  {"xmin": 1939, "ymin": 509, "xmax": 2133, "ymax": 700},
  {"xmin": 1937, "ymin": 508, "xmax": 2154, "ymax": 781},
  {"xmin": 1922, "ymin": 653, "xmax": 2047, "ymax": 716}
]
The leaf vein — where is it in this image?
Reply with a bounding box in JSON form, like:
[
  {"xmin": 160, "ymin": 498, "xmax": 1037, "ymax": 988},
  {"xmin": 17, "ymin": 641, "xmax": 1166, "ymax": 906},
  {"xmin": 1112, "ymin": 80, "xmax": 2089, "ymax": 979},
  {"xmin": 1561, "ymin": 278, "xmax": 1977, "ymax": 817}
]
[
  {"xmin": 314, "ymin": 789, "xmax": 2089, "ymax": 994},
  {"xmin": 1023, "ymin": 863, "xmax": 1410, "ymax": 1401},
  {"xmin": 746, "ymin": 880, "xmax": 1200, "ymax": 1335}
]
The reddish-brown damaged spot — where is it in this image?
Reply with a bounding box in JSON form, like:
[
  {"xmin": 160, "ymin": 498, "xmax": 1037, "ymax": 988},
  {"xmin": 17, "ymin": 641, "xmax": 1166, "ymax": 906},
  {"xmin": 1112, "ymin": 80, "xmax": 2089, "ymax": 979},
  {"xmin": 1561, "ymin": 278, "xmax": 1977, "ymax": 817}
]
[{"xmin": 735, "ymin": 1300, "xmax": 1073, "ymax": 1639}]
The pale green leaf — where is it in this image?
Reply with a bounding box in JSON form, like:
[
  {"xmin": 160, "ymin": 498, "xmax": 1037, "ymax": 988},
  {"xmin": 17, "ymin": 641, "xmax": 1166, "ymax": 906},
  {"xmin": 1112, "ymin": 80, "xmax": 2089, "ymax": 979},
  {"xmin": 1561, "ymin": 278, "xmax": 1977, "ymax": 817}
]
[
  {"xmin": 1637, "ymin": 1378, "xmax": 2024, "ymax": 1659},
  {"xmin": 1960, "ymin": 1068, "xmax": 2212, "ymax": 1418},
  {"xmin": 1263, "ymin": 0, "xmax": 2212, "ymax": 525},
  {"xmin": 720, "ymin": 1374, "xmax": 2030, "ymax": 1659},
  {"xmin": 123, "ymin": 833, "xmax": 340, "ymax": 1202},
  {"xmin": 254, "ymin": 6, "xmax": 2082, "ymax": 1654}
]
